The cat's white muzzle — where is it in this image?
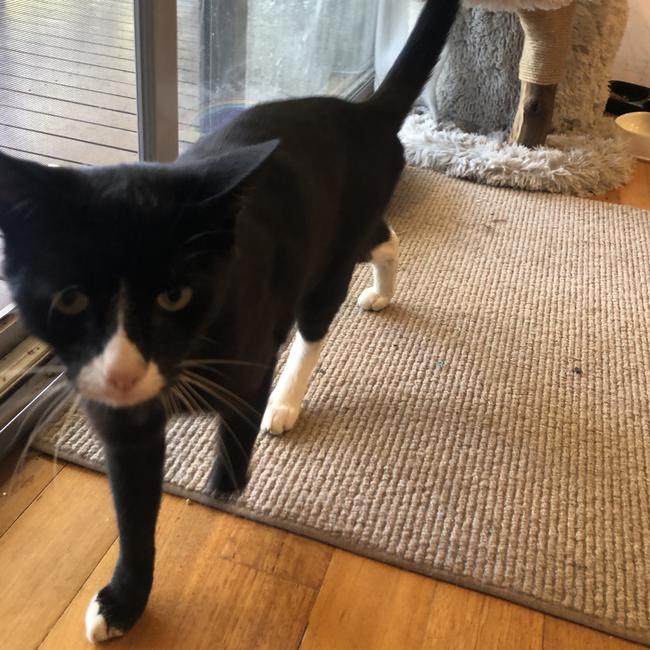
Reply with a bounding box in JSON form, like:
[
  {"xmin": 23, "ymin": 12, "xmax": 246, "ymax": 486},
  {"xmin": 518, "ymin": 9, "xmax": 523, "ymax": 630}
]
[{"xmin": 76, "ymin": 327, "xmax": 165, "ymax": 406}]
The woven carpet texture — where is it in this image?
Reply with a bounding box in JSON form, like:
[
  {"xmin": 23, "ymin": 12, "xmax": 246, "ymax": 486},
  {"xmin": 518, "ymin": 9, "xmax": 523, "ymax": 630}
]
[{"xmin": 36, "ymin": 168, "xmax": 650, "ymax": 646}]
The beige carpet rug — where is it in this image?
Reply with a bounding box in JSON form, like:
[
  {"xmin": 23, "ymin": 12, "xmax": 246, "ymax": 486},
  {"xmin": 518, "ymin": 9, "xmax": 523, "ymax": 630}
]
[{"xmin": 35, "ymin": 168, "xmax": 650, "ymax": 646}]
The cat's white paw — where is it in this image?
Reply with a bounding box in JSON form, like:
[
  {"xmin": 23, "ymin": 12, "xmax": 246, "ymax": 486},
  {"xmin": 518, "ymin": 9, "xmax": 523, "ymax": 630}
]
[
  {"xmin": 85, "ymin": 595, "xmax": 124, "ymax": 644},
  {"xmin": 358, "ymin": 287, "xmax": 391, "ymax": 311},
  {"xmin": 262, "ymin": 401, "xmax": 300, "ymax": 435}
]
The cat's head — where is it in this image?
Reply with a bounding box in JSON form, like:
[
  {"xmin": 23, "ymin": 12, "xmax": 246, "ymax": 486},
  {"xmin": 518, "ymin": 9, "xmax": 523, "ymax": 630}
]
[{"xmin": 0, "ymin": 142, "xmax": 277, "ymax": 407}]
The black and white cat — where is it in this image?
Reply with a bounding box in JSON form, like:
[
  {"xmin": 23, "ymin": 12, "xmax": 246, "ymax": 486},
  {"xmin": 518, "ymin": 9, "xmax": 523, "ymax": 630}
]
[{"xmin": 0, "ymin": 0, "xmax": 458, "ymax": 642}]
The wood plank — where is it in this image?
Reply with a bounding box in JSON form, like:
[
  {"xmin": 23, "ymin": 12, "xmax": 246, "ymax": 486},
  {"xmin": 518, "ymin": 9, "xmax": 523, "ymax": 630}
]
[
  {"xmin": 300, "ymin": 551, "xmax": 544, "ymax": 650},
  {"xmin": 0, "ymin": 93, "xmax": 196, "ymax": 134},
  {"xmin": 0, "ymin": 22, "xmax": 196, "ymax": 71},
  {"xmin": 619, "ymin": 161, "xmax": 650, "ymax": 211},
  {"xmin": 10, "ymin": 0, "xmax": 198, "ymax": 46},
  {"xmin": 0, "ymin": 87, "xmax": 136, "ymax": 131},
  {"xmin": 41, "ymin": 495, "xmax": 322, "ymax": 650},
  {"xmin": 0, "ymin": 51, "xmax": 200, "ymax": 100},
  {"xmin": 0, "ymin": 146, "xmax": 83, "ymax": 167},
  {"xmin": 1, "ymin": 48, "xmax": 137, "ymax": 85},
  {"xmin": 0, "ymin": 105, "xmax": 137, "ymax": 152},
  {"xmin": 0, "ymin": 25, "xmax": 134, "ymax": 61},
  {"xmin": 1, "ymin": 14, "xmax": 195, "ymax": 57},
  {"xmin": 217, "ymin": 514, "xmax": 332, "ymax": 590},
  {"xmin": 543, "ymin": 616, "xmax": 645, "ymax": 649},
  {"xmin": 467, "ymin": 588, "xmax": 544, "ymax": 650},
  {"xmin": 0, "ymin": 466, "xmax": 117, "ymax": 650},
  {"xmin": 0, "ymin": 73, "xmax": 135, "ymax": 114},
  {"xmin": 0, "ymin": 60, "xmax": 138, "ymax": 99},
  {"xmin": 595, "ymin": 161, "xmax": 650, "ymax": 211},
  {"xmin": 300, "ymin": 551, "xmax": 439, "ymax": 650},
  {"xmin": 12, "ymin": 0, "xmax": 135, "ymax": 21},
  {"xmin": 0, "ymin": 124, "xmax": 136, "ymax": 165},
  {"xmin": 0, "ymin": 39, "xmax": 198, "ymax": 79},
  {"xmin": 0, "ymin": 40, "xmax": 136, "ymax": 73},
  {"xmin": 0, "ymin": 89, "xmax": 198, "ymax": 143},
  {"xmin": 2, "ymin": 16, "xmax": 134, "ymax": 51},
  {"xmin": 419, "ymin": 580, "xmax": 485, "ymax": 650},
  {"xmin": 0, "ymin": 20, "xmax": 133, "ymax": 58},
  {"xmin": 0, "ymin": 455, "xmax": 63, "ymax": 537},
  {"xmin": 0, "ymin": 62, "xmax": 199, "ymax": 111}
]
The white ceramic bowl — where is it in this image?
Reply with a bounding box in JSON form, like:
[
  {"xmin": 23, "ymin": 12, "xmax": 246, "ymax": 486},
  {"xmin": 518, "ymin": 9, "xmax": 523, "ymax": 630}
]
[{"xmin": 615, "ymin": 112, "xmax": 650, "ymax": 162}]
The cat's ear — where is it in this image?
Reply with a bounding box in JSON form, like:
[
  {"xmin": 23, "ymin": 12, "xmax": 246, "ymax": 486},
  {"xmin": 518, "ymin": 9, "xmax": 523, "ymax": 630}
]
[
  {"xmin": 203, "ymin": 139, "xmax": 280, "ymax": 199},
  {"xmin": 0, "ymin": 151, "xmax": 81, "ymax": 230}
]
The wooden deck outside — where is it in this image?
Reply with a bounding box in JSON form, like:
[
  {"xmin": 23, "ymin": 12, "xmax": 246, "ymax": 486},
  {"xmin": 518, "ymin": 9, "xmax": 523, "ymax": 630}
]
[{"xmin": 0, "ymin": 0, "xmax": 200, "ymax": 167}]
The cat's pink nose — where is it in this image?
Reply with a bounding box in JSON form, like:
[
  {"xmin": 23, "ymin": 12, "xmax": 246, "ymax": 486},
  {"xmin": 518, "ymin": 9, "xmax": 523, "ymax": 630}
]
[
  {"xmin": 105, "ymin": 367, "xmax": 145, "ymax": 392},
  {"xmin": 102, "ymin": 328, "xmax": 148, "ymax": 393}
]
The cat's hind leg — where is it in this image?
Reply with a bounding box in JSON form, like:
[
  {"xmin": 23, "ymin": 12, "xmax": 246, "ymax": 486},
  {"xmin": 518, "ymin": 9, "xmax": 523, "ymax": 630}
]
[
  {"xmin": 358, "ymin": 224, "xmax": 399, "ymax": 312},
  {"xmin": 262, "ymin": 264, "xmax": 354, "ymax": 435}
]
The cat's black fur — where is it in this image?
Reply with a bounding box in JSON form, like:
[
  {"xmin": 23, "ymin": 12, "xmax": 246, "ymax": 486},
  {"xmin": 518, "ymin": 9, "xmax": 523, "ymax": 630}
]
[{"xmin": 0, "ymin": 0, "xmax": 458, "ymax": 638}]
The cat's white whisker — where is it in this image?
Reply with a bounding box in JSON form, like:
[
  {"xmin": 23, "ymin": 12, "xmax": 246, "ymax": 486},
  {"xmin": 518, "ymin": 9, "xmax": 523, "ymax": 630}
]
[
  {"xmin": 169, "ymin": 389, "xmax": 183, "ymax": 415},
  {"xmin": 52, "ymin": 393, "xmax": 81, "ymax": 476},
  {"xmin": 178, "ymin": 379, "xmax": 211, "ymax": 412},
  {"xmin": 170, "ymin": 386, "xmax": 187, "ymax": 413},
  {"xmin": 181, "ymin": 381, "xmax": 250, "ymax": 461},
  {"xmin": 181, "ymin": 361, "xmax": 230, "ymax": 382},
  {"xmin": 211, "ymin": 417, "xmax": 239, "ymax": 493},
  {"xmin": 183, "ymin": 230, "xmax": 224, "ymax": 246},
  {"xmin": 180, "ymin": 249, "xmax": 217, "ymax": 264},
  {"xmin": 160, "ymin": 393, "xmax": 173, "ymax": 420},
  {"xmin": 181, "ymin": 357, "xmax": 269, "ymax": 370},
  {"xmin": 174, "ymin": 383, "xmax": 201, "ymax": 414},
  {"xmin": 5, "ymin": 383, "xmax": 73, "ymax": 496},
  {"xmin": 181, "ymin": 374, "xmax": 260, "ymax": 431},
  {"xmin": 182, "ymin": 369, "xmax": 260, "ymax": 416},
  {"xmin": 174, "ymin": 378, "xmax": 241, "ymax": 490},
  {"xmin": 174, "ymin": 382, "xmax": 236, "ymax": 492}
]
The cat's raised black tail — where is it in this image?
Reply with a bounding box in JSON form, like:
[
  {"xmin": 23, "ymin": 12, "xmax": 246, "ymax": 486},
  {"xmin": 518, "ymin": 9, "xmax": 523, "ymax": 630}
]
[{"xmin": 367, "ymin": 0, "xmax": 459, "ymax": 123}]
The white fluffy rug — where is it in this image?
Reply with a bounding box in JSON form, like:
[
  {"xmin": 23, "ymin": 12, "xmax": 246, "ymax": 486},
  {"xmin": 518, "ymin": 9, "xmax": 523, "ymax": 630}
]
[{"xmin": 400, "ymin": 115, "xmax": 635, "ymax": 197}]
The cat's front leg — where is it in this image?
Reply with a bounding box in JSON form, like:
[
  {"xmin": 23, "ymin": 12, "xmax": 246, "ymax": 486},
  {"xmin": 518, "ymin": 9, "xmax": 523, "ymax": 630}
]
[
  {"xmin": 261, "ymin": 332, "xmax": 324, "ymax": 435},
  {"xmin": 83, "ymin": 400, "xmax": 166, "ymax": 643}
]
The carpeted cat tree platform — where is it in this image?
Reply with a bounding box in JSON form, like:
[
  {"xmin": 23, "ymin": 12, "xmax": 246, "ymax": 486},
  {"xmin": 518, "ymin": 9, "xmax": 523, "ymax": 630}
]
[{"xmin": 397, "ymin": 0, "xmax": 634, "ymax": 196}]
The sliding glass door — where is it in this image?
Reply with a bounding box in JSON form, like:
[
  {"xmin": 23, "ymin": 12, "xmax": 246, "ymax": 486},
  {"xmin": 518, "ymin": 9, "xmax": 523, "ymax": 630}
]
[
  {"xmin": 135, "ymin": 0, "xmax": 380, "ymax": 160},
  {"xmin": 195, "ymin": 0, "xmax": 379, "ymax": 133}
]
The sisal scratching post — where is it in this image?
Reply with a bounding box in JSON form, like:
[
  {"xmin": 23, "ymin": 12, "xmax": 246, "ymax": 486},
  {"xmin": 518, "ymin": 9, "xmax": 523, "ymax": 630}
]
[{"xmin": 510, "ymin": 1, "xmax": 577, "ymax": 147}]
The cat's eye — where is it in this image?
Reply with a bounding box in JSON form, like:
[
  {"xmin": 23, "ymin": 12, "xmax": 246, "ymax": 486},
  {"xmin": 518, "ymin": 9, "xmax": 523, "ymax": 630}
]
[
  {"xmin": 52, "ymin": 288, "xmax": 89, "ymax": 316},
  {"xmin": 157, "ymin": 287, "xmax": 193, "ymax": 312}
]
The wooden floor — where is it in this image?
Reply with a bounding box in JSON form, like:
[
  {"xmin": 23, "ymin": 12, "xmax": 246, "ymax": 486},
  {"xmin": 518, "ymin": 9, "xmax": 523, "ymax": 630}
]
[{"xmin": 0, "ymin": 163, "xmax": 647, "ymax": 649}]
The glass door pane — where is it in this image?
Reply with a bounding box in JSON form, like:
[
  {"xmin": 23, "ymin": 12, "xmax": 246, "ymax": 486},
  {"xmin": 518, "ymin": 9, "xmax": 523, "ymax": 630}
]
[
  {"xmin": 177, "ymin": 0, "xmax": 380, "ymax": 145},
  {"xmin": 0, "ymin": 0, "xmax": 139, "ymax": 342}
]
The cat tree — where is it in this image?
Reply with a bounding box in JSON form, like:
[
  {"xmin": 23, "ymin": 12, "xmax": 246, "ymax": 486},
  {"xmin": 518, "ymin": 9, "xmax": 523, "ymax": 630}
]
[{"xmin": 397, "ymin": 0, "xmax": 633, "ymax": 195}]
